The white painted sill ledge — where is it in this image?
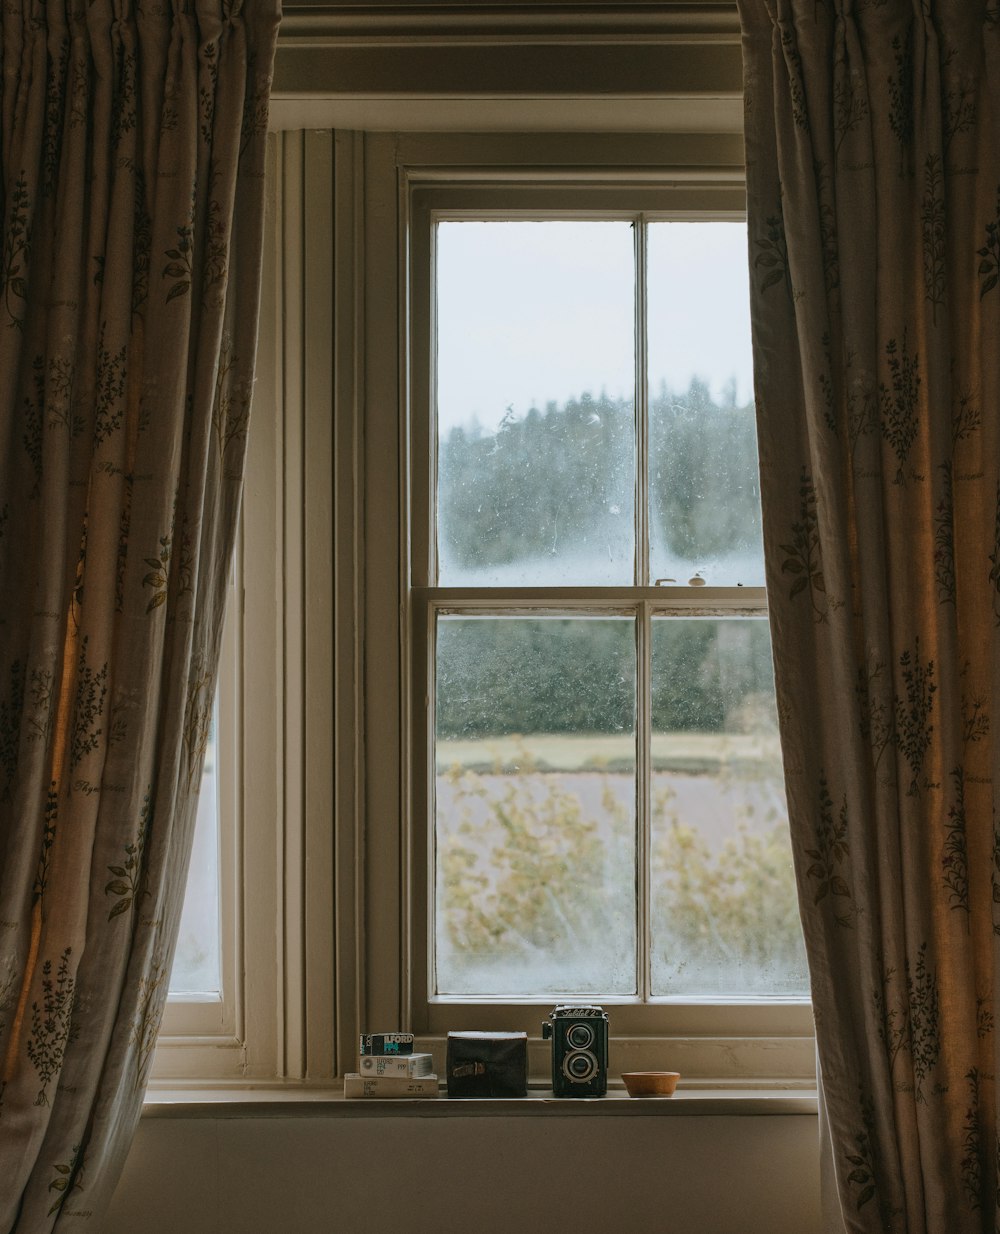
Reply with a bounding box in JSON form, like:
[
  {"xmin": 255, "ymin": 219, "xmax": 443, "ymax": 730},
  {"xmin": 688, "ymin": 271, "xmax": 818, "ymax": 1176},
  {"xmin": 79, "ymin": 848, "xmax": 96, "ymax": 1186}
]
[{"xmin": 143, "ymin": 1084, "xmax": 819, "ymax": 1119}]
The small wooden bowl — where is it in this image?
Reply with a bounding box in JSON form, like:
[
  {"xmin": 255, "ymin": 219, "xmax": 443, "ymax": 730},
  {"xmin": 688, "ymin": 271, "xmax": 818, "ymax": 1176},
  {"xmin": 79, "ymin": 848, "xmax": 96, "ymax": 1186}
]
[{"xmin": 622, "ymin": 1071, "xmax": 680, "ymax": 1098}]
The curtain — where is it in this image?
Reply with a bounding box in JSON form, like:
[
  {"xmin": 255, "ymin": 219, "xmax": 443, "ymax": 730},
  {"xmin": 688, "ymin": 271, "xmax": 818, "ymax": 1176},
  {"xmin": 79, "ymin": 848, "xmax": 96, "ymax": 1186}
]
[
  {"xmin": 740, "ymin": 1, "xmax": 1000, "ymax": 1229},
  {"xmin": 0, "ymin": 1, "xmax": 279, "ymax": 1226}
]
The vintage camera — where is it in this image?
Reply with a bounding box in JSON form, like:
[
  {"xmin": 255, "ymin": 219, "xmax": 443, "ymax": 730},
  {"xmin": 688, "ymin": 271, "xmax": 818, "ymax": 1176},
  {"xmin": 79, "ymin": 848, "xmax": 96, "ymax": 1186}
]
[{"xmin": 541, "ymin": 1004, "xmax": 609, "ymax": 1097}]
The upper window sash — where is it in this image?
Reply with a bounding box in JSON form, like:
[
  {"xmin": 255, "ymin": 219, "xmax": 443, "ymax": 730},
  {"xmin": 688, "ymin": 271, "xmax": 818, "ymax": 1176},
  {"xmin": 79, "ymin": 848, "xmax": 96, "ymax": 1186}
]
[{"xmin": 408, "ymin": 183, "xmax": 750, "ymax": 594}]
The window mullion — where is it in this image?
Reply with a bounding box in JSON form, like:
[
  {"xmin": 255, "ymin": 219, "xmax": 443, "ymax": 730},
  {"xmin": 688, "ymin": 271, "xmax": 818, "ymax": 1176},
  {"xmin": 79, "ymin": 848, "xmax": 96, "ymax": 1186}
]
[
  {"xmin": 637, "ymin": 600, "xmax": 652, "ymax": 1003},
  {"xmin": 635, "ymin": 215, "xmax": 649, "ymax": 590},
  {"xmin": 636, "ymin": 217, "xmax": 650, "ymax": 1003}
]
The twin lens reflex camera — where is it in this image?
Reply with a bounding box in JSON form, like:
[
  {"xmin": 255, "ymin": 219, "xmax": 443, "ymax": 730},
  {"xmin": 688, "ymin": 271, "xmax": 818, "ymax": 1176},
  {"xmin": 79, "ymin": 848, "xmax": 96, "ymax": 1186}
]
[{"xmin": 541, "ymin": 1004, "xmax": 609, "ymax": 1097}]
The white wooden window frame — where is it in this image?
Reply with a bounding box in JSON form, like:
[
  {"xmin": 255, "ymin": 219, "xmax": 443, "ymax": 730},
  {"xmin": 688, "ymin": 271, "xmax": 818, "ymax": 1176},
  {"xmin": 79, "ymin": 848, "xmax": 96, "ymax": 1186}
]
[
  {"xmin": 159, "ymin": 557, "xmax": 242, "ymax": 1041},
  {"xmin": 151, "ymin": 133, "xmax": 339, "ymax": 1084},
  {"xmin": 411, "ymin": 188, "xmax": 775, "ymax": 1017},
  {"xmin": 364, "ymin": 133, "xmax": 815, "ymax": 1086}
]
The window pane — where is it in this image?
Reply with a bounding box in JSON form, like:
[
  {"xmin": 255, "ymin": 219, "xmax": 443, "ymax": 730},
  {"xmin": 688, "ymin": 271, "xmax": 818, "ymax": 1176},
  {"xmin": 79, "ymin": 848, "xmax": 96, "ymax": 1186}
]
[
  {"xmin": 435, "ymin": 616, "xmax": 636, "ymax": 996},
  {"xmin": 436, "ymin": 221, "xmax": 635, "ymax": 586},
  {"xmin": 647, "ymin": 222, "xmax": 764, "ymax": 587},
  {"xmin": 169, "ymin": 712, "xmax": 222, "ymax": 996},
  {"xmin": 649, "ymin": 618, "xmax": 807, "ymax": 996}
]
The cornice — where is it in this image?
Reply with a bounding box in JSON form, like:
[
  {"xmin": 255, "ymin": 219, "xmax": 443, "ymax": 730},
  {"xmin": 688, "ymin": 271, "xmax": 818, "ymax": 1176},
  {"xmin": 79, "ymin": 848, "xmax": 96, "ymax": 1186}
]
[
  {"xmin": 271, "ymin": 3, "xmax": 743, "ymax": 128},
  {"xmin": 277, "ymin": 3, "xmax": 742, "ymax": 44}
]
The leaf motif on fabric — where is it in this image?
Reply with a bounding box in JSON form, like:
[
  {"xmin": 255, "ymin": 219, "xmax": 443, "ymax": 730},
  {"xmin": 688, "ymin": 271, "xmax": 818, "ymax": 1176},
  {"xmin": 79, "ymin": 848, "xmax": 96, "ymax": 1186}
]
[
  {"xmin": 804, "ymin": 774, "xmax": 855, "ymax": 926},
  {"xmin": 905, "ymin": 942, "xmax": 941, "ymax": 1103},
  {"xmin": 976, "ymin": 188, "xmax": 1000, "ymax": 299},
  {"xmin": 212, "ymin": 334, "xmax": 251, "ymax": 467},
  {"xmin": 941, "ymin": 766, "xmax": 970, "ymax": 921},
  {"xmin": 94, "ymin": 324, "xmax": 128, "ymax": 444},
  {"xmin": 183, "ymin": 656, "xmax": 214, "ymax": 788},
  {"xmin": 105, "ymin": 790, "xmax": 154, "ymax": 922},
  {"xmin": 26, "ymin": 948, "xmax": 79, "ymax": 1106},
  {"xmin": 780, "ymin": 467, "xmax": 829, "ymax": 621},
  {"xmin": 933, "ymin": 462, "xmax": 956, "ymax": 605},
  {"xmin": 130, "ymin": 952, "xmax": 168, "ymax": 1093},
  {"xmin": 878, "ymin": 332, "xmax": 921, "ymax": 485},
  {"xmin": 920, "ymin": 155, "xmax": 946, "ymax": 325},
  {"xmin": 895, "ymin": 638, "xmax": 936, "ymax": 797},
  {"xmin": 32, "ymin": 784, "xmax": 58, "ymax": 906},
  {"xmin": 1, "ymin": 172, "xmax": 31, "ymax": 331},
  {"xmin": 753, "ymin": 211, "xmax": 791, "ymax": 301},
  {"xmin": 0, "ymin": 659, "xmax": 26, "ymax": 802},
  {"xmin": 70, "ymin": 636, "xmax": 108, "ymax": 771},
  {"xmin": 888, "ymin": 31, "xmax": 915, "ymax": 177},
  {"xmin": 989, "ymin": 482, "xmax": 1000, "ymax": 627},
  {"xmin": 843, "ymin": 1089, "xmax": 901, "ymax": 1225},
  {"xmin": 960, "ymin": 1068, "xmax": 984, "ymax": 1210},
  {"xmin": 46, "ymin": 1143, "xmax": 84, "ymax": 1218},
  {"xmin": 162, "ymin": 221, "xmax": 194, "ymax": 304}
]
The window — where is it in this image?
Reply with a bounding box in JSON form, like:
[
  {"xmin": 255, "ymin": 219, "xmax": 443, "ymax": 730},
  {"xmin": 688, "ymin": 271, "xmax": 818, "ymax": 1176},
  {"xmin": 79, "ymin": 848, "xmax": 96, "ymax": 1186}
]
[
  {"xmin": 164, "ymin": 561, "xmax": 236, "ymax": 1015},
  {"xmin": 383, "ymin": 143, "xmax": 814, "ymax": 1080},
  {"xmin": 156, "ymin": 546, "xmax": 241, "ymax": 1051},
  {"xmin": 170, "ymin": 713, "xmax": 222, "ymax": 998},
  {"xmin": 152, "ymin": 130, "xmax": 338, "ymax": 1081},
  {"xmin": 168, "ymin": 552, "xmax": 245, "ymax": 1008},
  {"xmin": 410, "ymin": 185, "xmax": 808, "ymax": 1023}
]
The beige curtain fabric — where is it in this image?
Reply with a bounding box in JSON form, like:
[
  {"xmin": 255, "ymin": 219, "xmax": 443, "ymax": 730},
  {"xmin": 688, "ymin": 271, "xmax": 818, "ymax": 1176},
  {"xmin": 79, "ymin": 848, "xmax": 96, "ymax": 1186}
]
[
  {"xmin": 739, "ymin": 1, "xmax": 1000, "ymax": 1230},
  {"xmin": 0, "ymin": 1, "xmax": 278, "ymax": 1226}
]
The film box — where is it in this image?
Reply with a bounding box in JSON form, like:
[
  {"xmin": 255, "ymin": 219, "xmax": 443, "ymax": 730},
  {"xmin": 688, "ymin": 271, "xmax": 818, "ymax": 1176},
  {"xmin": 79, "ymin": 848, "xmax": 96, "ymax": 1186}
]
[
  {"xmin": 359, "ymin": 1052, "xmax": 433, "ymax": 1077},
  {"xmin": 360, "ymin": 1032, "xmax": 414, "ymax": 1056},
  {"xmin": 344, "ymin": 1073, "xmax": 439, "ymax": 1099}
]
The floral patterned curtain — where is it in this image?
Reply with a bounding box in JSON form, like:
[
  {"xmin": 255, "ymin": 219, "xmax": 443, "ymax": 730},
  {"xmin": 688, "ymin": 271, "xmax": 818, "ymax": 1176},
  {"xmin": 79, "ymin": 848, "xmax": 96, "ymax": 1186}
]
[
  {"xmin": 0, "ymin": 1, "xmax": 279, "ymax": 1226},
  {"xmin": 739, "ymin": 1, "xmax": 1000, "ymax": 1229}
]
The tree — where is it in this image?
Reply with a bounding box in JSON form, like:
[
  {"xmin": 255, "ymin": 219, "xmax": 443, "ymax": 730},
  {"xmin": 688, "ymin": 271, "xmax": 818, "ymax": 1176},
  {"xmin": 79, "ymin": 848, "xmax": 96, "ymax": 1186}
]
[
  {"xmin": 438, "ymin": 759, "xmax": 807, "ymax": 997},
  {"xmin": 439, "ymin": 381, "xmax": 762, "ymax": 580}
]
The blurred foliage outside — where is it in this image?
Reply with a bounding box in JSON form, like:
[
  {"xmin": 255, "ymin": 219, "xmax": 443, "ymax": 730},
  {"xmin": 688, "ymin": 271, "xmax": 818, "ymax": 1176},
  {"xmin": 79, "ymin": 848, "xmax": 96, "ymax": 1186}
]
[
  {"xmin": 436, "ymin": 752, "xmax": 809, "ymax": 998},
  {"xmin": 437, "ymin": 617, "xmax": 776, "ymax": 741},
  {"xmin": 434, "ymin": 379, "xmax": 803, "ymax": 997},
  {"xmin": 438, "ymin": 378, "xmax": 763, "ymax": 582}
]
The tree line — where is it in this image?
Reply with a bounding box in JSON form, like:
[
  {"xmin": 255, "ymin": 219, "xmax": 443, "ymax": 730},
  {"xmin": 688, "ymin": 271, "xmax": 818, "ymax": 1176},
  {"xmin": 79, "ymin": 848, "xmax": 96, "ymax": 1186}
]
[
  {"xmin": 435, "ymin": 380, "xmax": 774, "ymax": 740},
  {"xmin": 438, "ymin": 378, "xmax": 763, "ymax": 574},
  {"xmin": 436, "ymin": 615, "xmax": 776, "ymax": 740}
]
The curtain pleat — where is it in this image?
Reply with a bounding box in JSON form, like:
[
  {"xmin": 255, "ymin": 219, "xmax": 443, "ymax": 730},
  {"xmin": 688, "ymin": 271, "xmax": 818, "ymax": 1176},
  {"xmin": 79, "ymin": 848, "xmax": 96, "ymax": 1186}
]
[
  {"xmin": 740, "ymin": 1, "xmax": 1000, "ymax": 1230},
  {"xmin": 0, "ymin": 2, "xmax": 279, "ymax": 1226}
]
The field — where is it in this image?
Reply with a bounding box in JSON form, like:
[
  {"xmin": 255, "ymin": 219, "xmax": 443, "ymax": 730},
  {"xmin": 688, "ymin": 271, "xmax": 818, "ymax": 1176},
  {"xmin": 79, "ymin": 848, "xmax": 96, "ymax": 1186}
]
[
  {"xmin": 436, "ymin": 730, "xmax": 783, "ymax": 775},
  {"xmin": 433, "ymin": 734, "xmax": 804, "ymax": 998}
]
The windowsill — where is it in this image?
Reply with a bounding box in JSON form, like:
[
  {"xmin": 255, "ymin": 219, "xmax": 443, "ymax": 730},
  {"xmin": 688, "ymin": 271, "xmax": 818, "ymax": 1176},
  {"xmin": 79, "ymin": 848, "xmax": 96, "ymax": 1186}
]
[{"xmin": 142, "ymin": 1083, "xmax": 818, "ymax": 1119}]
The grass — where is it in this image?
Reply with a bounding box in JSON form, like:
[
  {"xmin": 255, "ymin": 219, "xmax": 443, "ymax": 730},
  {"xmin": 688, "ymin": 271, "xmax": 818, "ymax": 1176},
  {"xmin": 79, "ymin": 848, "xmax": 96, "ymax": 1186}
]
[{"xmin": 436, "ymin": 731, "xmax": 782, "ymax": 774}]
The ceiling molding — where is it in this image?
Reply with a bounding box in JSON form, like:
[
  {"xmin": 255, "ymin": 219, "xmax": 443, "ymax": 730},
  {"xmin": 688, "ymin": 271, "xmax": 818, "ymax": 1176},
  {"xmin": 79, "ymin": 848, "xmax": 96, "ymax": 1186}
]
[
  {"xmin": 274, "ymin": 42, "xmax": 742, "ymax": 100},
  {"xmin": 272, "ymin": 4, "xmax": 743, "ymax": 131},
  {"xmin": 268, "ymin": 96, "xmax": 744, "ymax": 134},
  {"xmin": 277, "ymin": 3, "xmax": 742, "ymax": 43}
]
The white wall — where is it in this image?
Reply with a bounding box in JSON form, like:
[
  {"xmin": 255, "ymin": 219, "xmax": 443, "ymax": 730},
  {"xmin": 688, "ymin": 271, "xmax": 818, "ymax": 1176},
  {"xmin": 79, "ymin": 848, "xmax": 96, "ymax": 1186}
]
[{"xmin": 106, "ymin": 1113, "xmax": 821, "ymax": 1234}]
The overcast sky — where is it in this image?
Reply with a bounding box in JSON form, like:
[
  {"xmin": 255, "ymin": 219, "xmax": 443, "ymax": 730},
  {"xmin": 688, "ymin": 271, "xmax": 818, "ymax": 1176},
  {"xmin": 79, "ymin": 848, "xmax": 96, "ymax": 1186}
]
[{"xmin": 436, "ymin": 220, "xmax": 755, "ymax": 434}]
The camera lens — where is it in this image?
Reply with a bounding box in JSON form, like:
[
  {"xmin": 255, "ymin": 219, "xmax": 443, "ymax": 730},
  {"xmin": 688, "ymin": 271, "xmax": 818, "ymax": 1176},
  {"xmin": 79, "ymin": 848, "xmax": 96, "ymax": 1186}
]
[
  {"xmin": 563, "ymin": 1051, "xmax": 598, "ymax": 1082},
  {"xmin": 566, "ymin": 1023, "xmax": 594, "ymax": 1049}
]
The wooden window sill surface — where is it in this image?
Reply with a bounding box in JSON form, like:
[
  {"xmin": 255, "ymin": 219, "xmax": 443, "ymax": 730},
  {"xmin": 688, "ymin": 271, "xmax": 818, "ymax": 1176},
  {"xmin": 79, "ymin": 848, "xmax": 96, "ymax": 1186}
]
[{"xmin": 143, "ymin": 1084, "xmax": 818, "ymax": 1118}]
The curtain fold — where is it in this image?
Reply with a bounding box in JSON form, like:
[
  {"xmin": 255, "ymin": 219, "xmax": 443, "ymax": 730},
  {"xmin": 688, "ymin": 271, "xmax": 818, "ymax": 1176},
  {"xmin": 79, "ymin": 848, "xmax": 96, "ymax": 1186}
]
[
  {"xmin": 741, "ymin": 0, "xmax": 1000, "ymax": 1229},
  {"xmin": 0, "ymin": 1, "xmax": 279, "ymax": 1226}
]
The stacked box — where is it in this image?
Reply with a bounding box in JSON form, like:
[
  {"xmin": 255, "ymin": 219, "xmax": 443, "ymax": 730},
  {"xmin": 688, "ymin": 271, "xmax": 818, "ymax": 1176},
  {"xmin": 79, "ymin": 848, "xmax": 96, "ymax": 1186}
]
[
  {"xmin": 346, "ymin": 1032, "xmax": 439, "ymax": 1099},
  {"xmin": 343, "ymin": 1074, "xmax": 438, "ymax": 1098},
  {"xmin": 360, "ymin": 1033, "xmax": 415, "ymax": 1056},
  {"xmin": 360, "ymin": 1053, "xmax": 433, "ymax": 1077}
]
